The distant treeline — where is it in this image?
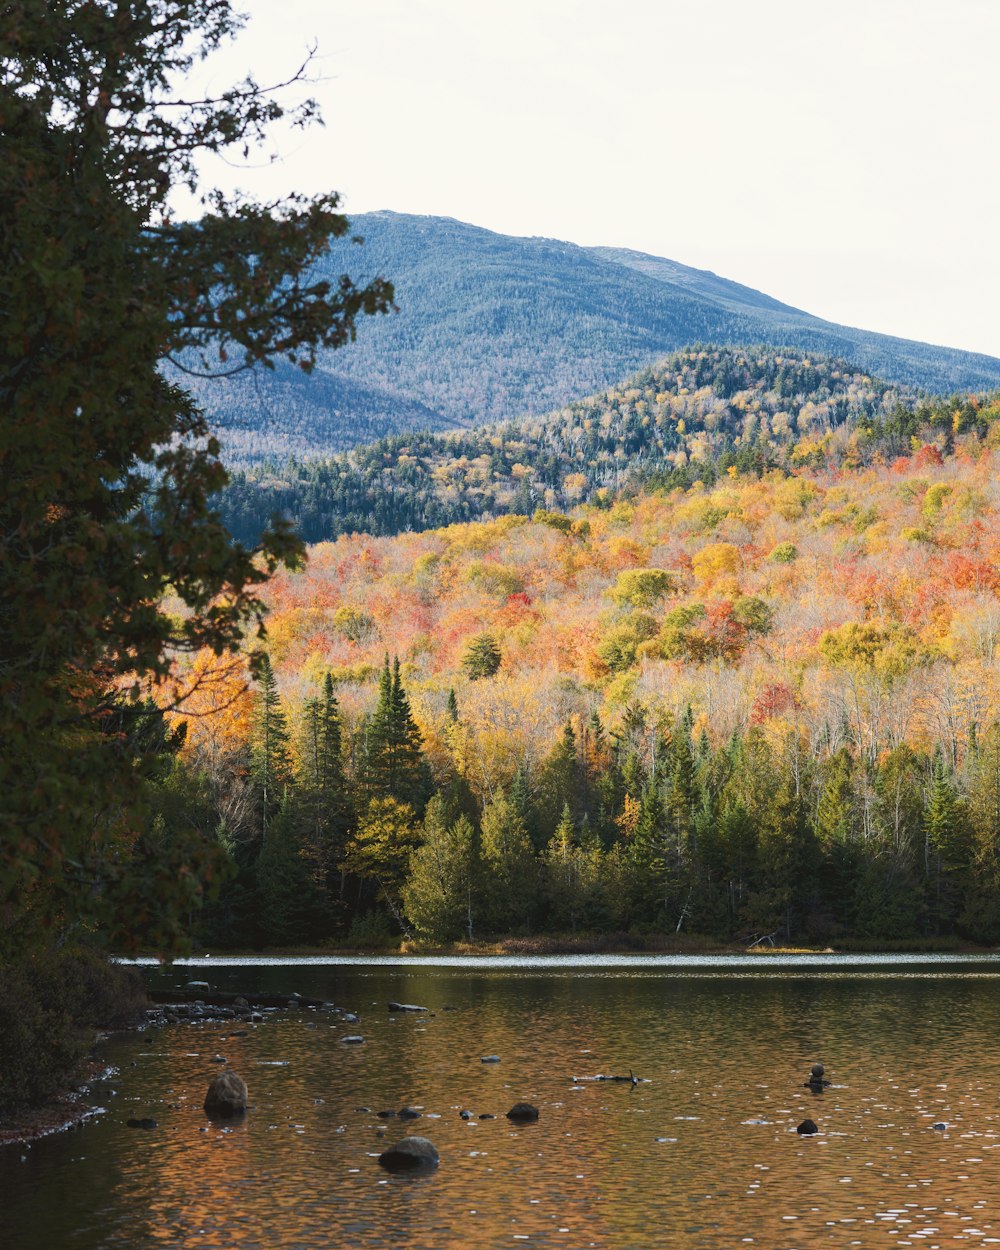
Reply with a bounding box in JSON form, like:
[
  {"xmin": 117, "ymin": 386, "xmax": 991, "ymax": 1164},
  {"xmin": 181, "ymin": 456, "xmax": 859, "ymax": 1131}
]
[{"xmin": 212, "ymin": 346, "xmax": 998, "ymax": 547}]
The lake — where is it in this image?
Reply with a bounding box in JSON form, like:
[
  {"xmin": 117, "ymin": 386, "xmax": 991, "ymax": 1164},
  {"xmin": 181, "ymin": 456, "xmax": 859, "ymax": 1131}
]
[{"xmin": 4, "ymin": 954, "xmax": 1000, "ymax": 1249}]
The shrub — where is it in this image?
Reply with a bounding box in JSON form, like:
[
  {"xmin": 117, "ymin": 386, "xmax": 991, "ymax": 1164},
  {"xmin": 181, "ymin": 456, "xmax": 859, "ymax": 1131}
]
[{"xmin": 0, "ymin": 947, "xmax": 147, "ymax": 1115}]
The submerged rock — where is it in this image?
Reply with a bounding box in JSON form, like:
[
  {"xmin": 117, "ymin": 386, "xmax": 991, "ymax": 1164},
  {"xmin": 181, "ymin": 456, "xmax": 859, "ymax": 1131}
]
[
  {"xmin": 340, "ymin": 1035, "xmax": 365, "ymax": 1045},
  {"xmin": 204, "ymin": 1071, "xmax": 248, "ymax": 1117},
  {"xmin": 387, "ymin": 1001, "xmax": 428, "ymax": 1013},
  {"xmin": 481, "ymin": 1055, "xmax": 501, "ymax": 1064},
  {"xmin": 398, "ymin": 1106, "xmax": 421, "ymax": 1120},
  {"xmin": 126, "ymin": 1117, "xmax": 158, "ymax": 1130},
  {"xmin": 377, "ymin": 1135, "xmax": 439, "ymax": 1171},
  {"xmin": 506, "ymin": 1102, "xmax": 540, "ymax": 1123}
]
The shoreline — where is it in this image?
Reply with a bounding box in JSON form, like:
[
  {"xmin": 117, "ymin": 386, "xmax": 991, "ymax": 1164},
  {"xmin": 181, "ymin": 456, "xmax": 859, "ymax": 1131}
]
[
  {"xmin": 0, "ymin": 1058, "xmax": 113, "ymax": 1149},
  {"xmin": 8, "ymin": 937, "xmax": 995, "ymax": 1144},
  {"xmin": 151, "ymin": 933, "xmax": 995, "ymax": 959}
]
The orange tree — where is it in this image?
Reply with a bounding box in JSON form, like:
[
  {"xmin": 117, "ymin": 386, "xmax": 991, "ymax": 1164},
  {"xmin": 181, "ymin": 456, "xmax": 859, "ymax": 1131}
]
[{"xmin": 0, "ymin": 1, "xmax": 392, "ymax": 952}]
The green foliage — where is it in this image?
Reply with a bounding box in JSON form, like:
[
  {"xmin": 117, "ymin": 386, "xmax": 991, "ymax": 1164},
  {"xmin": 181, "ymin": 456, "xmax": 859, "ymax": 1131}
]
[
  {"xmin": 250, "ymin": 655, "xmax": 294, "ymax": 836},
  {"xmin": 358, "ymin": 656, "xmax": 431, "ymax": 812},
  {"xmin": 647, "ymin": 605, "xmax": 710, "ymax": 664},
  {"xmin": 403, "ymin": 801, "xmax": 480, "ymax": 943},
  {"xmin": 769, "ymin": 542, "xmax": 799, "ymax": 563},
  {"xmin": 597, "ymin": 613, "xmax": 659, "ymax": 673},
  {"xmin": 480, "ymin": 792, "xmax": 538, "ymax": 933},
  {"xmin": 255, "ymin": 800, "xmax": 330, "ymax": 947},
  {"xmin": 462, "ymin": 633, "xmax": 503, "ymax": 681},
  {"xmin": 0, "ymin": 0, "xmax": 390, "ymax": 956},
  {"xmin": 533, "ymin": 509, "xmax": 574, "ymax": 533},
  {"xmin": 0, "ymin": 949, "xmax": 146, "ymax": 1115},
  {"xmin": 331, "ymin": 607, "xmax": 376, "ymax": 643},
  {"xmin": 607, "ymin": 568, "xmax": 677, "ymax": 609}
]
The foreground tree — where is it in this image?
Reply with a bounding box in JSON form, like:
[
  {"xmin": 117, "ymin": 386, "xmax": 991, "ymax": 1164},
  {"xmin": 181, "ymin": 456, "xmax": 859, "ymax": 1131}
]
[{"xmin": 0, "ymin": 1, "xmax": 392, "ymax": 954}]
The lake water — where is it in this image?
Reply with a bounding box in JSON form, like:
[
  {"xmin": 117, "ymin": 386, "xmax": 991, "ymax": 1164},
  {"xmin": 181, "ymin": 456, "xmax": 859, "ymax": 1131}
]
[{"xmin": 4, "ymin": 954, "xmax": 1000, "ymax": 1249}]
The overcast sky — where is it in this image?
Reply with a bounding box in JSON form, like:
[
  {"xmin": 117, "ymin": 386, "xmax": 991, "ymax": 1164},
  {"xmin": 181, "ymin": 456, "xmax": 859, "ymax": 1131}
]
[{"xmin": 183, "ymin": 0, "xmax": 1000, "ymax": 358}]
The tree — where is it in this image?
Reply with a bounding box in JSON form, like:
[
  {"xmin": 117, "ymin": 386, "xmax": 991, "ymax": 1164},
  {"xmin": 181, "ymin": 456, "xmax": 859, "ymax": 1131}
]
[
  {"xmin": 341, "ymin": 795, "xmax": 421, "ymax": 935},
  {"xmin": 462, "ymin": 633, "xmax": 502, "ymax": 681},
  {"xmin": 249, "ymin": 654, "xmax": 293, "ymax": 838},
  {"xmin": 480, "ymin": 791, "xmax": 538, "ymax": 933},
  {"xmin": 402, "ymin": 798, "xmax": 480, "ymax": 943},
  {"xmin": 296, "ymin": 673, "xmax": 354, "ymax": 889},
  {"xmin": 360, "ymin": 656, "xmax": 431, "ymax": 812},
  {"xmin": 0, "ymin": 1, "xmax": 392, "ymax": 951}
]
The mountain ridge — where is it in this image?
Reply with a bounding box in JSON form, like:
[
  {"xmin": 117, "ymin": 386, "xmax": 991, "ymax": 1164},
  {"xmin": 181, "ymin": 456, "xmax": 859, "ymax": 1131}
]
[{"xmin": 178, "ymin": 212, "xmax": 1000, "ymax": 463}]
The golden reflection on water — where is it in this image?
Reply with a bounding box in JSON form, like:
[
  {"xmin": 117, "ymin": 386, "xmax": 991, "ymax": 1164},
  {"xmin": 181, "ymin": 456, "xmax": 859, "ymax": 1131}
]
[{"xmin": 6, "ymin": 964, "xmax": 1000, "ymax": 1248}]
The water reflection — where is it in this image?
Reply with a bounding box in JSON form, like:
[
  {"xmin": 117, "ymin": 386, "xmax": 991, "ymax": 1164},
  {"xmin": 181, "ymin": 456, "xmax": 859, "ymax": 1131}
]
[{"xmin": 4, "ymin": 963, "xmax": 1000, "ymax": 1248}]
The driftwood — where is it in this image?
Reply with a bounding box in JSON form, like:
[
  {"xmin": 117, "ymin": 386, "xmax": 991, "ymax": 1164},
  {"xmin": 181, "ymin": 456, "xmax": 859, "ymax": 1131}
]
[{"xmin": 573, "ymin": 1070, "xmax": 646, "ymax": 1085}]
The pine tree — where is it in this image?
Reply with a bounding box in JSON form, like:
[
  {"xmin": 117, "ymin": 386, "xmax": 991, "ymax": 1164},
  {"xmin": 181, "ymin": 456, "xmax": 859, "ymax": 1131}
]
[
  {"xmin": 462, "ymin": 633, "xmax": 502, "ymax": 680},
  {"xmin": 255, "ymin": 798, "xmax": 328, "ymax": 947},
  {"xmin": 361, "ymin": 656, "xmax": 430, "ymax": 813},
  {"xmin": 536, "ymin": 721, "xmax": 580, "ymax": 839},
  {"xmin": 481, "ymin": 791, "xmax": 538, "ymax": 932},
  {"xmin": 924, "ymin": 748, "xmax": 971, "ymax": 931},
  {"xmin": 297, "ymin": 673, "xmax": 354, "ymax": 897},
  {"xmin": 402, "ymin": 799, "xmax": 481, "ymax": 942},
  {"xmin": 250, "ymin": 655, "xmax": 294, "ymax": 839}
]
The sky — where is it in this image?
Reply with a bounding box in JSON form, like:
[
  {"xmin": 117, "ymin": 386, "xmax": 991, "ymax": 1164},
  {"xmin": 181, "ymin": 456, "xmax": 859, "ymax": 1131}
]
[{"xmin": 181, "ymin": 0, "xmax": 1000, "ymax": 357}]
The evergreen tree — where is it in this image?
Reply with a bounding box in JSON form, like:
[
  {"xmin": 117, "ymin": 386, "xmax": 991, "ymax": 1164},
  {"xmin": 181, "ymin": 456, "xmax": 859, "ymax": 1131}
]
[
  {"xmin": 480, "ymin": 791, "xmax": 539, "ymax": 933},
  {"xmin": 402, "ymin": 799, "xmax": 481, "ymax": 942},
  {"xmin": 462, "ymin": 633, "xmax": 502, "ymax": 680},
  {"xmin": 296, "ymin": 673, "xmax": 354, "ymax": 889},
  {"xmin": 924, "ymin": 748, "xmax": 971, "ymax": 931},
  {"xmin": 341, "ymin": 795, "xmax": 421, "ymax": 935},
  {"xmin": 250, "ymin": 655, "xmax": 294, "ymax": 839},
  {"xmin": 1, "ymin": 0, "xmax": 391, "ymax": 955},
  {"xmin": 536, "ymin": 721, "xmax": 581, "ymax": 840},
  {"xmin": 962, "ymin": 724, "xmax": 1000, "ymax": 941},
  {"xmin": 255, "ymin": 798, "xmax": 328, "ymax": 947},
  {"xmin": 361, "ymin": 656, "xmax": 430, "ymax": 813}
]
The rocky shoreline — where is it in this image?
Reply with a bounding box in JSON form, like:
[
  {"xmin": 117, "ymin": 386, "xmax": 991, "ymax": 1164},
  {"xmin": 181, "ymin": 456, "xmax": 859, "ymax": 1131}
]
[{"xmin": 0, "ymin": 987, "xmax": 359, "ymax": 1147}]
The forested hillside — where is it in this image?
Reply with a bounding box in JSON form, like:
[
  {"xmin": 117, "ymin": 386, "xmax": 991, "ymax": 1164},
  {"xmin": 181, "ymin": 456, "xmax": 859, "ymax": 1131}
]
[
  {"xmin": 162, "ymin": 405, "xmax": 1000, "ymax": 948},
  {"xmin": 216, "ymin": 345, "xmax": 988, "ymax": 545},
  {"xmin": 180, "ymin": 212, "xmax": 1000, "ymax": 461}
]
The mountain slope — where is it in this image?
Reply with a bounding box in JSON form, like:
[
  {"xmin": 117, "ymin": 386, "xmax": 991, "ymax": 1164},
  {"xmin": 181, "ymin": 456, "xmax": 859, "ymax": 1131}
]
[
  {"xmin": 187, "ymin": 212, "xmax": 1000, "ymax": 463},
  {"xmin": 217, "ymin": 345, "xmax": 1000, "ymax": 547}
]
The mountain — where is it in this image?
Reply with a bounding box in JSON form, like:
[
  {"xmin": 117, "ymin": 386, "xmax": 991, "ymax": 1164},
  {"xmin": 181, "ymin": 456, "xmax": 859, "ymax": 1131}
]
[
  {"xmin": 180, "ymin": 212, "xmax": 1000, "ymax": 463},
  {"xmin": 216, "ymin": 345, "xmax": 999, "ymax": 547}
]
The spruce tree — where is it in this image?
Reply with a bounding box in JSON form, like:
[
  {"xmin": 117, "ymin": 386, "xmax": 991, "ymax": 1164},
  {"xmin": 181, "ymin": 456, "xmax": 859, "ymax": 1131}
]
[
  {"xmin": 297, "ymin": 673, "xmax": 354, "ymax": 887},
  {"xmin": 480, "ymin": 791, "xmax": 538, "ymax": 933},
  {"xmin": 250, "ymin": 655, "xmax": 294, "ymax": 839},
  {"xmin": 361, "ymin": 656, "xmax": 430, "ymax": 813},
  {"xmin": 402, "ymin": 799, "xmax": 480, "ymax": 942}
]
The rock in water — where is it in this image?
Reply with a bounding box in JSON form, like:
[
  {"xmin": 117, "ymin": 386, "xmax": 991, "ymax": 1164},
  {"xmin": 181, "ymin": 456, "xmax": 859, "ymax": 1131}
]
[
  {"xmin": 398, "ymin": 1106, "xmax": 421, "ymax": 1120},
  {"xmin": 387, "ymin": 1001, "xmax": 428, "ymax": 1012},
  {"xmin": 377, "ymin": 1136, "xmax": 439, "ymax": 1171},
  {"xmin": 481, "ymin": 1055, "xmax": 501, "ymax": 1063},
  {"xmin": 506, "ymin": 1102, "xmax": 540, "ymax": 1122},
  {"xmin": 204, "ymin": 1070, "xmax": 248, "ymax": 1117},
  {"xmin": 796, "ymin": 1118, "xmax": 818, "ymax": 1135},
  {"xmin": 126, "ymin": 1117, "xmax": 157, "ymax": 1129}
]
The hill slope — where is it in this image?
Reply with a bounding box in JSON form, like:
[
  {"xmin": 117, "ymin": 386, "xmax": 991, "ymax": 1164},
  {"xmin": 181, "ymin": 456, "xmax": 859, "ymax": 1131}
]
[
  {"xmin": 181, "ymin": 212, "xmax": 1000, "ymax": 462},
  {"xmin": 218, "ymin": 345, "xmax": 993, "ymax": 546}
]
